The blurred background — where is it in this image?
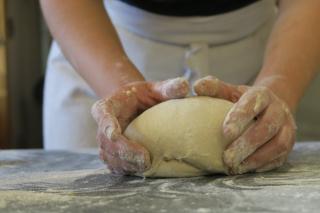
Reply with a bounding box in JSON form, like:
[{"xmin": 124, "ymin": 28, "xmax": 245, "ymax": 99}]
[
  {"xmin": 0, "ymin": 0, "xmax": 319, "ymax": 149},
  {"xmin": 0, "ymin": 0, "xmax": 51, "ymax": 149}
]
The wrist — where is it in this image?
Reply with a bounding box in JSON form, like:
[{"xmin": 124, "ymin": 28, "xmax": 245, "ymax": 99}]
[
  {"xmin": 94, "ymin": 56, "xmax": 145, "ymax": 98},
  {"xmin": 110, "ymin": 57, "xmax": 144, "ymax": 86},
  {"xmin": 253, "ymin": 75, "xmax": 298, "ymax": 113}
]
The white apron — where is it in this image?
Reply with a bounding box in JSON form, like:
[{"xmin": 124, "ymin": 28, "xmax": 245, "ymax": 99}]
[{"xmin": 44, "ymin": 0, "xmax": 316, "ymax": 150}]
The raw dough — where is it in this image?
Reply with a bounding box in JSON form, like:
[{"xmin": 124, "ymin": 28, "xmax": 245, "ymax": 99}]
[{"xmin": 124, "ymin": 96, "xmax": 233, "ymax": 177}]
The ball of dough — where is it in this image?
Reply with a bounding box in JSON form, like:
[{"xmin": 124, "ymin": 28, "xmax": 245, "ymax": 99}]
[{"xmin": 124, "ymin": 96, "xmax": 233, "ymax": 177}]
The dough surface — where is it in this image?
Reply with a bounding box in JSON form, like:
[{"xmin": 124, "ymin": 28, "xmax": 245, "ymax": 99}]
[{"xmin": 124, "ymin": 96, "xmax": 233, "ymax": 177}]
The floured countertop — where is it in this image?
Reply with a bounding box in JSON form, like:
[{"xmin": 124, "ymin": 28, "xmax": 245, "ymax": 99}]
[{"xmin": 1, "ymin": 142, "xmax": 320, "ymax": 213}]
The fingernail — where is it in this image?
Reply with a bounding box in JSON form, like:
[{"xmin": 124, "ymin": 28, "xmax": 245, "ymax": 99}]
[
  {"xmin": 105, "ymin": 126, "xmax": 113, "ymax": 140},
  {"xmin": 105, "ymin": 126, "xmax": 120, "ymax": 141},
  {"xmin": 136, "ymin": 152, "xmax": 151, "ymax": 172},
  {"xmin": 223, "ymin": 148, "xmax": 237, "ymax": 168},
  {"xmin": 224, "ymin": 141, "xmax": 249, "ymax": 170}
]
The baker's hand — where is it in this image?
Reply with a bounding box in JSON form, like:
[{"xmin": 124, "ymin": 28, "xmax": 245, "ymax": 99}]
[
  {"xmin": 91, "ymin": 77, "xmax": 189, "ymax": 175},
  {"xmin": 193, "ymin": 76, "xmax": 296, "ymax": 174}
]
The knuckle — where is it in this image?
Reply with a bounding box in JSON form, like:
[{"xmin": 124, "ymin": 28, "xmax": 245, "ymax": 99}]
[
  {"xmin": 193, "ymin": 83, "xmax": 204, "ymax": 95},
  {"xmin": 277, "ymin": 140, "xmax": 291, "ymax": 154},
  {"xmin": 198, "ymin": 75, "xmax": 216, "ymax": 82},
  {"xmin": 261, "ymin": 118, "xmax": 281, "ymax": 137},
  {"xmin": 91, "ymin": 100, "xmax": 104, "ymax": 119}
]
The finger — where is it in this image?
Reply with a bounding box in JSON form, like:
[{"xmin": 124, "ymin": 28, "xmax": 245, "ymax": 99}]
[
  {"xmin": 101, "ymin": 114, "xmax": 123, "ymax": 141},
  {"xmin": 100, "ymin": 134, "xmax": 151, "ymax": 173},
  {"xmin": 227, "ymin": 124, "xmax": 294, "ymax": 174},
  {"xmin": 91, "ymin": 99, "xmax": 108, "ymax": 123},
  {"xmin": 98, "ymin": 133, "xmax": 122, "ymax": 173},
  {"xmin": 104, "ymin": 152, "xmax": 144, "ymax": 175},
  {"xmin": 255, "ymin": 155, "xmax": 287, "ymax": 173},
  {"xmin": 116, "ymin": 135, "xmax": 151, "ymax": 172},
  {"xmin": 101, "ymin": 151, "xmax": 123, "ymax": 174},
  {"xmin": 117, "ymin": 96, "xmax": 157, "ymax": 126},
  {"xmin": 193, "ymin": 76, "xmax": 247, "ymax": 102},
  {"xmin": 136, "ymin": 90, "xmax": 162, "ymax": 110},
  {"xmin": 92, "ymin": 99, "xmax": 122, "ymax": 141},
  {"xmin": 152, "ymin": 77, "xmax": 189, "ymax": 101},
  {"xmin": 223, "ymin": 102, "xmax": 287, "ymax": 169},
  {"xmin": 223, "ymin": 87, "xmax": 271, "ymax": 141}
]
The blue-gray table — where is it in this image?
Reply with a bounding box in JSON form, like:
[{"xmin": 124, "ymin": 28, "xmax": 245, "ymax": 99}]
[{"xmin": 1, "ymin": 142, "xmax": 320, "ymax": 213}]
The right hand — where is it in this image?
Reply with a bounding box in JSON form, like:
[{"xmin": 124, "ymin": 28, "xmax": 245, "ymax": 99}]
[
  {"xmin": 193, "ymin": 76, "xmax": 296, "ymax": 174},
  {"xmin": 91, "ymin": 77, "xmax": 189, "ymax": 175}
]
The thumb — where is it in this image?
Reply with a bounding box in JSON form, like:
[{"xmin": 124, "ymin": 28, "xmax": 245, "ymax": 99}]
[
  {"xmin": 91, "ymin": 99, "xmax": 122, "ymax": 141},
  {"xmin": 193, "ymin": 76, "xmax": 247, "ymax": 103}
]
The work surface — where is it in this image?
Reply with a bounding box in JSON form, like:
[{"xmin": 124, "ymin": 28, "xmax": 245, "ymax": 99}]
[{"xmin": 1, "ymin": 142, "xmax": 320, "ymax": 213}]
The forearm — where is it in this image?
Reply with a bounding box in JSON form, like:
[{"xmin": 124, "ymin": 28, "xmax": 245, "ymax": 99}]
[
  {"xmin": 254, "ymin": 0, "xmax": 320, "ymax": 112},
  {"xmin": 40, "ymin": 0, "xmax": 144, "ymax": 98}
]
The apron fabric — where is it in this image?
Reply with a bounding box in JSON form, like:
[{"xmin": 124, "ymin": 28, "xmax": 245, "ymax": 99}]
[
  {"xmin": 44, "ymin": 0, "xmax": 304, "ymax": 150},
  {"xmin": 105, "ymin": 0, "xmax": 276, "ymax": 85}
]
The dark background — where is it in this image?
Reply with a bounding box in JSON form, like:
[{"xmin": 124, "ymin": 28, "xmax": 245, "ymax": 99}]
[{"xmin": 4, "ymin": 0, "xmax": 51, "ymax": 148}]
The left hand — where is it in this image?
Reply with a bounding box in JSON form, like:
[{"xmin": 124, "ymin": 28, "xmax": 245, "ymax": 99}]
[
  {"xmin": 91, "ymin": 77, "xmax": 189, "ymax": 174},
  {"xmin": 193, "ymin": 76, "xmax": 296, "ymax": 174}
]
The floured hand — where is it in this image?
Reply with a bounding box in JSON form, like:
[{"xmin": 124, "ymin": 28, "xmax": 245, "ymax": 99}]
[
  {"xmin": 193, "ymin": 76, "xmax": 296, "ymax": 174},
  {"xmin": 91, "ymin": 77, "xmax": 189, "ymax": 175}
]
